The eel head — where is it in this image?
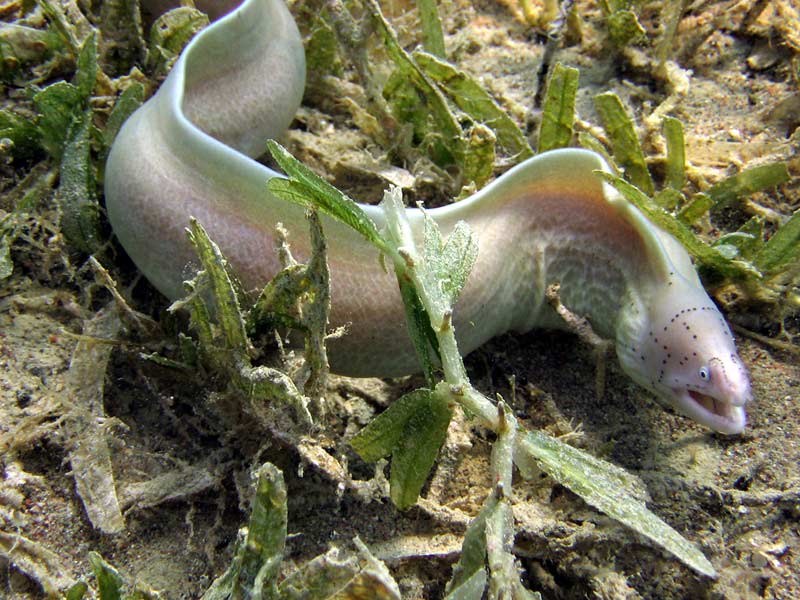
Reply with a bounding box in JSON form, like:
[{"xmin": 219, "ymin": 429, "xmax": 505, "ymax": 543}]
[{"xmin": 622, "ymin": 285, "xmax": 751, "ymax": 434}]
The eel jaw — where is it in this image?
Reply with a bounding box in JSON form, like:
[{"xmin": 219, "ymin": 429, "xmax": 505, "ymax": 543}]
[{"xmin": 671, "ymin": 388, "xmax": 747, "ymax": 435}]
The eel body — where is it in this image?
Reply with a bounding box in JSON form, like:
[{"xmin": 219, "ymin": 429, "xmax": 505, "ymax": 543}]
[{"xmin": 105, "ymin": 0, "xmax": 751, "ymax": 433}]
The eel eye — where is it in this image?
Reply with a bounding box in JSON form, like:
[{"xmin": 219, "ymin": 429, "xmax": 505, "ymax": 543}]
[{"xmin": 698, "ymin": 366, "xmax": 711, "ymax": 381}]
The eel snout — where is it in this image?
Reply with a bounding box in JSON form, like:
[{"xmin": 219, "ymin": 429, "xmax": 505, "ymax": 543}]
[{"xmin": 671, "ymin": 353, "xmax": 751, "ymax": 435}]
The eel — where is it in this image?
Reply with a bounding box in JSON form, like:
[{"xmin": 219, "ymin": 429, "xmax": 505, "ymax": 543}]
[{"xmin": 104, "ymin": 0, "xmax": 752, "ymax": 433}]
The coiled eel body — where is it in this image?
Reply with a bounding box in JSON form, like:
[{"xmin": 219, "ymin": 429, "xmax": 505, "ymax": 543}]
[{"xmin": 105, "ymin": 0, "xmax": 752, "ymax": 433}]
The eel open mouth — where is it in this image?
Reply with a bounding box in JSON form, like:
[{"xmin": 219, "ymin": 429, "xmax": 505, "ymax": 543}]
[{"xmin": 674, "ymin": 389, "xmax": 747, "ymax": 435}]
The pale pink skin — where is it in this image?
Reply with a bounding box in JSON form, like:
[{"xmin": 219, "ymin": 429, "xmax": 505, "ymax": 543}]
[
  {"xmin": 618, "ymin": 282, "xmax": 750, "ymax": 434},
  {"xmin": 105, "ymin": 0, "xmax": 751, "ymax": 433}
]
